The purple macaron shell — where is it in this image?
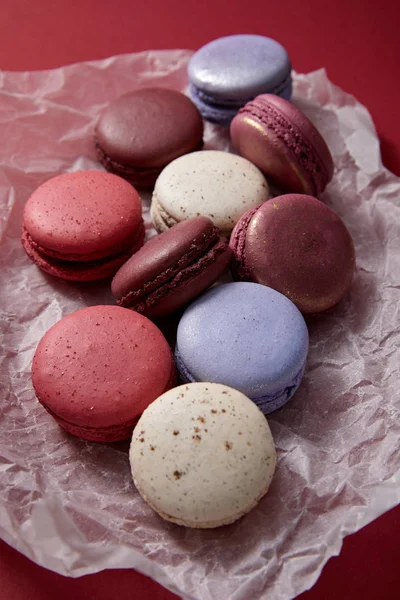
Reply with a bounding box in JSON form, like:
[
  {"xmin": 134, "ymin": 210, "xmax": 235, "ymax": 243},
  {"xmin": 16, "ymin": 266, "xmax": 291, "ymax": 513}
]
[
  {"xmin": 175, "ymin": 282, "xmax": 309, "ymax": 414},
  {"xmin": 188, "ymin": 35, "xmax": 292, "ymax": 125}
]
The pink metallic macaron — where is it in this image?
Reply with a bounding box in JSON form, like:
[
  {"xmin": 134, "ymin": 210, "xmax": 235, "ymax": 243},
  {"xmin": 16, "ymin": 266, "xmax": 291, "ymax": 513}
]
[
  {"xmin": 32, "ymin": 305, "xmax": 176, "ymax": 442},
  {"xmin": 95, "ymin": 88, "xmax": 204, "ymax": 188},
  {"xmin": 21, "ymin": 171, "xmax": 144, "ymax": 281},
  {"xmin": 230, "ymin": 94, "xmax": 334, "ymax": 195},
  {"xmin": 112, "ymin": 217, "xmax": 232, "ymax": 318},
  {"xmin": 230, "ymin": 194, "xmax": 356, "ymax": 313}
]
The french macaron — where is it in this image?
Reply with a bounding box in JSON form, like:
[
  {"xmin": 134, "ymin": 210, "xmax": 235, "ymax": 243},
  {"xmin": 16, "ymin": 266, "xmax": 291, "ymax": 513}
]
[
  {"xmin": 21, "ymin": 171, "xmax": 144, "ymax": 281},
  {"xmin": 95, "ymin": 88, "xmax": 204, "ymax": 188},
  {"xmin": 150, "ymin": 150, "xmax": 269, "ymax": 236},
  {"xmin": 175, "ymin": 282, "xmax": 309, "ymax": 415},
  {"xmin": 188, "ymin": 34, "xmax": 292, "ymax": 126},
  {"xmin": 32, "ymin": 305, "xmax": 176, "ymax": 442},
  {"xmin": 130, "ymin": 382, "xmax": 276, "ymax": 528},
  {"xmin": 112, "ymin": 217, "xmax": 232, "ymax": 319},
  {"xmin": 230, "ymin": 94, "xmax": 334, "ymax": 195},
  {"xmin": 230, "ymin": 194, "xmax": 356, "ymax": 313}
]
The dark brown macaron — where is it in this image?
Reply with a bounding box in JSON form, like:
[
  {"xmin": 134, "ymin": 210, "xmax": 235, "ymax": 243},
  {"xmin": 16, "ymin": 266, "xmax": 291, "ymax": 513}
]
[
  {"xmin": 95, "ymin": 88, "xmax": 204, "ymax": 188},
  {"xmin": 111, "ymin": 217, "xmax": 232, "ymax": 319},
  {"xmin": 229, "ymin": 194, "xmax": 356, "ymax": 314}
]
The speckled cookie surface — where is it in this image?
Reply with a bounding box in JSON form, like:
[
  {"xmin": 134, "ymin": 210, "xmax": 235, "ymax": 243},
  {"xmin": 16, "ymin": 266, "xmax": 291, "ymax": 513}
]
[
  {"xmin": 32, "ymin": 305, "xmax": 175, "ymax": 442},
  {"xmin": 150, "ymin": 150, "xmax": 269, "ymax": 236},
  {"xmin": 129, "ymin": 382, "xmax": 276, "ymax": 528}
]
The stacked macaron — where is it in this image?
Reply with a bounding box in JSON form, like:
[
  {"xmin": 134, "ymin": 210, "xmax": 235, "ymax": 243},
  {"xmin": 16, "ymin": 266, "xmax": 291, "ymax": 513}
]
[{"xmin": 22, "ymin": 34, "xmax": 358, "ymax": 529}]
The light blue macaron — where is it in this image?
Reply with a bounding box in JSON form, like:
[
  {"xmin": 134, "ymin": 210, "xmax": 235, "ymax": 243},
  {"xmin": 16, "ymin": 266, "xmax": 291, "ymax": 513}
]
[
  {"xmin": 188, "ymin": 34, "xmax": 292, "ymax": 126},
  {"xmin": 175, "ymin": 282, "xmax": 308, "ymax": 414}
]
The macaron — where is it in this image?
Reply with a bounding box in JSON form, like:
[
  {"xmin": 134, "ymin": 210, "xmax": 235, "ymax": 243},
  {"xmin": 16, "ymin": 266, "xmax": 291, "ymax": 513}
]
[
  {"xmin": 95, "ymin": 88, "xmax": 204, "ymax": 188},
  {"xmin": 230, "ymin": 194, "xmax": 356, "ymax": 313},
  {"xmin": 112, "ymin": 217, "xmax": 232, "ymax": 318},
  {"xmin": 21, "ymin": 171, "xmax": 144, "ymax": 281},
  {"xmin": 188, "ymin": 34, "xmax": 292, "ymax": 126},
  {"xmin": 129, "ymin": 382, "xmax": 276, "ymax": 528},
  {"xmin": 151, "ymin": 150, "xmax": 269, "ymax": 236},
  {"xmin": 175, "ymin": 282, "xmax": 309, "ymax": 415},
  {"xmin": 32, "ymin": 305, "xmax": 175, "ymax": 442},
  {"xmin": 230, "ymin": 94, "xmax": 334, "ymax": 195}
]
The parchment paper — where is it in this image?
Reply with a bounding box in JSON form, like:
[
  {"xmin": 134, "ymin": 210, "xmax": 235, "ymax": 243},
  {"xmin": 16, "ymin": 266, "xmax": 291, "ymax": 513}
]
[{"xmin": 0, "ymin": 50, "xmax": 399, "ymax": 600}]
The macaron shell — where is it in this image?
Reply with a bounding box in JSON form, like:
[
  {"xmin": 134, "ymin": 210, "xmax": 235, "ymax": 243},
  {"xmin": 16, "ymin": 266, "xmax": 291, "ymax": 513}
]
[
  {"xmin": 95, "ymin": 88, "xmax": 204, "ymax": 168},
  {"xmin": 130, "ymin": 382, "xmax": 276, "ymax": 528},
  {"xmin": 151, "ymin": 151, "xmax": 269, "ymax": 235},
  {"xmin": 23, "ymin": 171, "xmax": 143, "ymax": 257},
  {"xmin": 234, "ymin": 195, "xmax": 356, "ymax": 313},
  {"xmin": 32, "ymin": 306, "xmax": 175, "ymax": 439},
  {"xmin": 175, "ymin": 282, "xmax": 309, "ymax": 399},
  {"xmin": 188, "ymin": 35, "xmax": 291, "ymax": 101}
]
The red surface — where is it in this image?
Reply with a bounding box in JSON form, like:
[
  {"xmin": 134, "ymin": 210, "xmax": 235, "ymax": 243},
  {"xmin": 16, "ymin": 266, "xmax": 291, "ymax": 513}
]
[{"xmin": 0, "ymin": 1, "xmax": 399, "ymax": 599}]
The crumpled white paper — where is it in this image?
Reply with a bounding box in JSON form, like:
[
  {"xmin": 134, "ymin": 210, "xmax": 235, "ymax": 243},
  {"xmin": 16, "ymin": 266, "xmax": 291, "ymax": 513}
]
[{"xmin": 0, "ymin": 51, "xmax": 399, "ymax": 600}]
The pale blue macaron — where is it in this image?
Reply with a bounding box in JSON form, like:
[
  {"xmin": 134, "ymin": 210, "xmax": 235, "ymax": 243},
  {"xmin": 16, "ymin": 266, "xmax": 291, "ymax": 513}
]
[
  {"xmin": 175, "ymin": 282, "xmax": 308, "ymax": 414},
  {"xmin": 188, "ymin": 34, "xmax": 292, "ymax": 126}
]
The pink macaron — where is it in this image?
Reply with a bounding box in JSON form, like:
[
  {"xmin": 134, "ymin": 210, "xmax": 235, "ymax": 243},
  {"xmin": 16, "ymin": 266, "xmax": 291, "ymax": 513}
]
[
  {"xmin": 31, "ymin": 305, "xmax": 176, "ymax": 442},
  {"xmin": 21, "ymin": 170, "xmax": 144, "ymax": 281},
  {"xmin": 230, "ymin": 94, "xmax": 334, "ymax": 195},
  {"xmin": 230, "ymin": 194, "xmax": 355, "ymax": 313}
]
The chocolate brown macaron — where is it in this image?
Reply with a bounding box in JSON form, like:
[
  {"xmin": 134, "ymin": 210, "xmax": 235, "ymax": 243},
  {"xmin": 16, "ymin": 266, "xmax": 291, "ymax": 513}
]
[{"xmin": 95, "ymin": 88, "xmax": 204, "ymax": 188}]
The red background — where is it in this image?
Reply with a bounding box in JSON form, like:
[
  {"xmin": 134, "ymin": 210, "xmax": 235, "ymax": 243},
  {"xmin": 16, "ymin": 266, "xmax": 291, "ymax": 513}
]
[{"xmin": 0, "ymin": 1, "xmax": 399, "ymax": 598}]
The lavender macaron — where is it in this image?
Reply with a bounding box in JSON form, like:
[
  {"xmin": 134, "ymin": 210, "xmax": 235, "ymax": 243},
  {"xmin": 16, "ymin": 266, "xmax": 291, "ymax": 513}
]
[
  {"xmin": 188, "ymin": 34, "xmax": 292, "ymax": 126},
  {"xmin": 175, "ymin": 282, "xmax": 309, "ymax": 415}
]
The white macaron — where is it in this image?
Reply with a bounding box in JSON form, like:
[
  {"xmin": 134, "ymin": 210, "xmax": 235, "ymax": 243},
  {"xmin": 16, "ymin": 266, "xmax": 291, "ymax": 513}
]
[
  {"xmin": 129, "ymin": 382, "xmax": 276, "ymax": 528},
  {"xmin": 150, "ymin": 150, "xmax": 269, "ymax": 236}
]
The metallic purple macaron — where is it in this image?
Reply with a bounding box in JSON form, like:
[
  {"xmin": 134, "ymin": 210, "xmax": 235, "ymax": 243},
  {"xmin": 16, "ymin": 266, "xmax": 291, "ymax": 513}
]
[
  {"xmin": 230, "ymin": 94, "xmax": 334, "ymax": 195},
  {"xmin": 188, "ymin": 35, "xmax": 292, "ymax": 126}
]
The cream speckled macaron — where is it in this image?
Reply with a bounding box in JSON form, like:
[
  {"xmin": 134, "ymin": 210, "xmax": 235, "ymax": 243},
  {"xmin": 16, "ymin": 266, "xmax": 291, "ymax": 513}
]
[
  {"xmin": 129, "ymin": 382, "xmax": 276, "ymax": 528},
  {"xmin": 150, "ymin": 150, "xmax": 269, "ymax": 236}
]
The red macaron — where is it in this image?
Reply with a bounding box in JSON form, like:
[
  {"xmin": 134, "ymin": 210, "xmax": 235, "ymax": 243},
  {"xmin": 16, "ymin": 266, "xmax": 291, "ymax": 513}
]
[
  {"xmin": 230, "ymin": 194, "xmax": 356, "ymax": 313},
  {"xmin": 21, "ymin": 170, "xmax": 144, "ymax": 281},
  {"xmin": 31, "ymin": 305, "xmax": 176, "ymax": 442},
  {"xmin": 111, "ymin": 217, "xmax": 232, "ymax": 318}
]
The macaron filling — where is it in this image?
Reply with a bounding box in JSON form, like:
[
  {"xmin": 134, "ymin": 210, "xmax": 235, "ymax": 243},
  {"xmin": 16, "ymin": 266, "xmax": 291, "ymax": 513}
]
[
  {"xmin": 21, "ymin": 222, "xmax": 145, "ymax": 281},
  {"xmin": 96, "ymin": 140, "xmax": 204, "ymax": 188},
  {"xmin": 23, "ymin": 220, "xmax": 145, "ymax": 262},
  {"xmin": 174, "ymin": 347, "xmax": 306, "ymax": 415},
  {"xmin": 238, "ymin": 98, "xmax": 330, "ymax": 195},
  {"xmin": 190, "ymin": 71, "xmax": 292, "ymax": 110},
  {"xmin": 115, "ymin": 234, "xmax": 230, "ymax": 312}
]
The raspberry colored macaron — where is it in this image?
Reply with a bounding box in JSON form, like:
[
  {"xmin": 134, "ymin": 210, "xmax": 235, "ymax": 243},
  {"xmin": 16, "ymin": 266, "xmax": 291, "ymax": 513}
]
[
  {"xmin": 130, "ymin": 382, "xmax": 276, "ymax": 528},
  {"xmin": 32, "ymin": 305, "xmax": 176, "ymax": 442},
  {"xmin": 230, "ymin": 194, "xmax": 356, "ymax": 313},
  {"xmin": 175, "ymin": 282, "xmax": 309, "ymax": 415},
  {"xmin": 188, "ymin": 35, "xmax": 292, "ymax": 126},
  {"xmin": 95, "ymin": 88, "xmax": 204, "ymax": 188},
  {"xmin": 21, "ymin": 171, "xmax": 144, "ymax": 281},
  {"xmin": 112, "ymin": 217, "xmax": 232, "ymax": 318},
  {"xmin": 230, "ymin": 94, "xmax": 334, "ymax": 195}
]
